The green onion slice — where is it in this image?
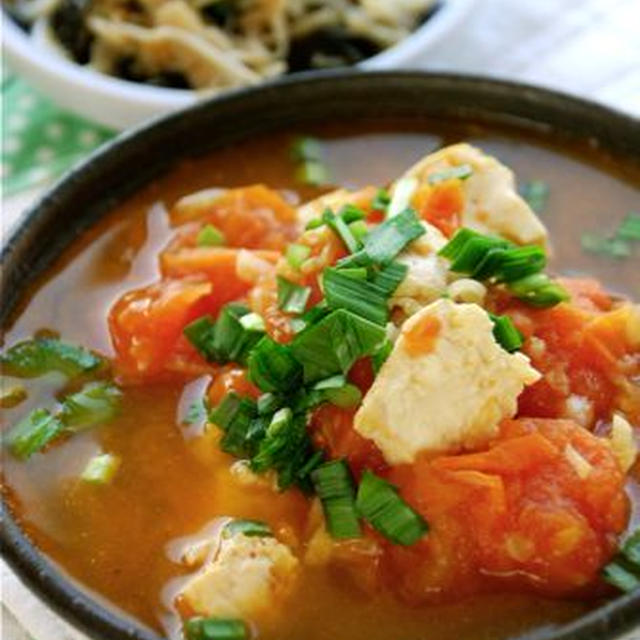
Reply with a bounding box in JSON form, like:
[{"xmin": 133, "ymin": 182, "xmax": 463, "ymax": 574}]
[
  {"xmin": 323, "ymin": 209, "xmax": 360, "ymax": 254},
  {"xmin": 184, "ymin": 316, "xmax": 218, "ymax": 361},
  {"xmin": 388, "ymin": 178, "xmax": 418, "ymax": 218},
  {"xmin": 427, "ymin": 164, "xmax": 473, "ymax": 185},
  {"xmin": 372, "ymin": 261, "xmax": 408, "ymax": 296},
  {"xmin": 197, "ymin": 224, "xmax": 225, "ymax": 247},
  {"xmin": 372, "ymin": 339, "xmax": 393, "ymax": 374},
  {"xmin": 312, "ymin": 460, "xmax": 361, "ymax": 539},
  {"xmin": 0, "ymin": 337, "xmax": 104, "ymax": 379},
  {"xmin": 222, "ymin": 519, "xmax": 273, "ymax": 539},
  {"xmin": 323, "ymin": 267, "xmax": 389, "ymax": 326},
  {"xmin": 581, "ymin": 233, "xmax": 631, "ymax": 259},
  {"xmin": 60, "ymin": 382, "xmax": 122, "ymax": 431},
  {"xmin": 520, "ymin": 180, "xmax": 549, "ymax": 213},
  {"xmin": 291, "ymin": 309, "xmax": 386, "ymax": 383},
  {"xmin": 184, "ymin": 616, "xmax": 248, "ymax": 640},
  {"xmin": 617, "ymin": 212, "xmax": 640, "ymax": 241},
  {"xmin": 489, "ymin": 314, "xmax": 524, "ymax": 353},
  {"xmin": 361, "ymin": 208, "xmax": 425, "ymax": 265},
  {"xmin": 5, "ymin": 408, "xmax": 65, "ymax": 460},
  {"xmin": 356, "ymin": 470, "xmax": 428, "ymax": 546},
  {"xmin": 286, "ymin": 243, "xmax": 312, "ymax": 270},
  {"xmin": 508, "ymin": 273, "xmax": 569, "ymax": 308},
  {"xmin": 81, "ymin": 453, "xmax": 120, "ymax": 484},
  {"xmin": 277, "ymin": 276, "xmax": 311, "ymax": 315},
  {"xmin": 339, "ymin": 204, "xmax": 366, "ymax": 224},
  {"xmin": 210, "ymin": 393, "xmax": 259, "ymax": 457},
  {"xmin": 372, "ymin": 188, "xmax": 391, "ymax": 212},
  {"xmin": 248, "ymin": 336, "xmax": 303, "ymax": 393}
]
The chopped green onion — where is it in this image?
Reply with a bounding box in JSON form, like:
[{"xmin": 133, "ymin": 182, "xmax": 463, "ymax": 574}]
[
  {"xmin": 296, "ymin": 161, "xmax": 329, "ymax": 186},
  {"xmin": 520, "ymin": 180, "xmax": 549, "ymax": 213},
  {"xmin": 312, "ymin": 460, "xmax": 361, "ymax": 539},
  {"xmin": 5, "ymin": 408, "xmax": 65, "ymax": 460},
  {"xmin": 339, "ymin": 204, "xmax": 366, "ymax": 224},
  {"xmin": 210, "ymin": 394, "xmax": 259, "ymax": 457},
  {"xmin": 349, "ymin": 220, "xmax": 369, "ymax": 244},
  {"xmin": 222, "ymin": 519, "xmax": 273, "ymax": 538},
  {"xmin": 184, "ymin": 616, "xmax": 248, "ymax": 640},
  {"xmin": 1, "ymin": 381, "xmax": 27, "ymax": 408},
  {"xmin": 60, "ymin": 382, "xmax": 122, "ymax": 431},
  {"xmin": 490, "ymin": 314, "xmax": 524, "ymax": 352},
  {"xmin": 484, "ymin": 246, "xmax": 546, "ymax": 283},
  {"xmin": 447, "ymin": 233, "xmax": 509, "ymax": 274},
  {"xmin": 617, "ymin": 212, "xmax": 640, "ymax": 241},
  {"xmin": 213, "ymin": 304, "xmax": 263, "ymax": 364},
  {"xmin": 257, "ymin": 392, "xmax": 282, "ymax": 416},
  {"xmin": 313, "ymin": 374, "xmax": 347, "ymax": 390},
  {"xmin": 81, "ymin": 453, "xmax": 120, "ymax": 484},
  {"xmin": 251, "ymin": 407, "xmax": 293, "ymax": 472},
  {"xmin": 602, "ymin": 562, "xmax": 640, "ymax": 593},
  {"xmin": 277, "ymin": 276, "xmax": 311, "ymax": 315},
  {"xmin": 323, "ymin": 267, "xmax": 389, "ymax": 326},
  {"xmin": 0, "ymin": 338, "xmax": 104, "ymax": 379},
  {"xmin": 427, "ymin": 164, "xmax": 473, "ymax": 185},
  {"xmin": 324, "ymin": 384, "xmax": 362, "ymax": 409},
  {"xmin": 581, "ymin": 233, "xmax": 631, "ymax": 259},
  {"xmin": 291, "ymin": 136, "xmax": 323, "ymax": 162},
  {"xmin": 183, "ymin": 316, "xmax": 218, "ymax": 360},
  {"xmin": 286, "ymin": 243, "xmax": 312, "ymax": 270},
  {"xmin": 372, "ymin": 188, "xmax": 391, "ymax": 212},
  {"xmin": 388, "ymin": 178, "xmax": 418, "ymax": 218},
  {"xmin": 184, "ymin": 400, "xmax": 207, "ymax": 425},
  {"xmin": 248, "ymin": 336, "xmax": 302, "ymax": 393},
  {"xmin": 197, "ymin": 224, "xmax": 225, "ymax": 247},
  {"xmin": 508, "ymin": 273, "xmax": 569, "ymax": 308},
  {"xmin": 361, "ymin": 208, "xmax": 425, "ymax": 265},
  {"xmin": 323, "ymin": 209, "xmax": 360, "ymax": 254},
  {"xmin": 305, "ymin": 218, "xmax": 324, "ymax": 230},
  {"xmin": 334, "ymin": 267, "xmax": 368, "ymax": 280},
  {"xmin": 239, "ymin": 312, "xmax": 265, "ymax": 333},
  {"xmin": 356, "ymin": 470, "xmax": 428, "ymax": 546},
  {"xmin": 602, "ymin": 528, "xmax": 640, "ymax": 593},
  {"xmin": 372, "ymin": 339, "xmax": 393, "ymax": 374},
  {"xmin": 291, "ymin": 309, "xmax": 386, "ymax": 383},
  {"xmin": 372, "ymin": 261, "xmax": 408, "ymax": 296}
]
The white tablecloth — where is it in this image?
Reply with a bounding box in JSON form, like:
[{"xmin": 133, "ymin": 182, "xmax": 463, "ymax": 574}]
[{"xmin": 2, "ymin": 0, "xmax": 639, "ymax": 638}]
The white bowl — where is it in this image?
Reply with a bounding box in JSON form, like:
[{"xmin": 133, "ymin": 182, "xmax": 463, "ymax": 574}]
[{"xmin": 2, "ymin": 0, "xmax": 475, "ymax": 130}]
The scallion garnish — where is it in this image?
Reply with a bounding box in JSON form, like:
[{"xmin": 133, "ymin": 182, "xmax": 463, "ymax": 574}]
[
  {"xmin": 581, "ymin": 233, "xmax": 631, "ymax": 259},
  {"xmin": 210, "ymin": 393, "xmax": 260, "ymax": 458},
  {"xmin": 197, "ymin": 224, "xmax": 225, "ymax": 247},
  {"xmin": 81, "ymin": 453, "xmax": 120, "ymax": 484},
  {"xmin": 372, "ymin": 188, "xmax": 391, "ymax": 212},
  {"xmin": 602, "ymin": 528, "xmax": 640, "ymax": 593},
  {"xmin": 256, "ymin": 392, "xmax": 282, "ymax": 416},
  {"xmin": 60, "ymin": 382, "xmax": 122, "ymax": 430},
  {"xmin": 617, "ymin": 212, "xmax": 640, "ymax": 241},
  {"xmin": 183, "ymin": 316, "xmax": 218, "ymax": 360},
  {"xmin": 387, "ymin": 178, "xmax": 418, "ymax": 218},
  {"xmin": 290, "ymin": 309, "xmax": 386, "ymax": 383},
  {"xmin": 372, "ymin": 261, "xmax": 409, "ymax": 296},
  {"xmin": 312, "ymin": 460, "xmax": 361, "ymax": 539},
  {"xmin": 339, "ymin": 204, "xmax": 366, "ymax": 224},
  {"xmin": 508, "ymin": 273, "xmax": 569, "ymax": 307},
  {"xmin": 349, "ymin": 220, "xmax": 369, "ymax": 244},
  {"xmin": 520, "ymin": 180, "xmax": 549, "ymax": 213},
  {"xmin": 356, "ymin": 470, "xmax": 428, "ymax": 546},
  {"xmin": 286, "ymin": 243, "xmax": 312, "ymax": 270},
  {"xmin": 222, "ymin": 519, "xmax": 273, "ymax": 539},
  {"xmin": 184, "ymin": 616, "xmax": 248, "ymax": 640},
  {"xmin": 323, "ymin": 209, "xmax": 360, "ymax": 254},
  {"xmin": 239, "ymin": 312, "xmax": 266, "ymax": 333},
  {"xmin": 0, "ymin": 337, "xmax": 104, "ymax": 379},
  {"xmin": 4, "ymin": 408, "xmax": 65, "ymax": 460},
  {"xmin": 277, "ymin": 276, "xmax": 311, "ymax": 315},
  {"xmin": 360, "ymin": 207, "xmax": 425, "ymax": 265},
  {"xmin": 248, "ymin": 336, "xmax": 302, "ymax": 393},
  {"xmin": 291, "ymin": 136, "xmax": 329, "ymax": 186},
  {"xmin": 489, "ymin": 314, "xmax": 524, "ymax": 353},
  {"xmin": 427, "ymin": 164, "xmax": 473, "ymax": 185},
  {"xmin": 371, "ymin": 339, "xmax": 393, "ymax": 374},
  {"xmin": 0, "ymin": 381, "xmax": 27, "ymax": 409},
  {"xmin": 313, "ymin": 374, "xmax": 362, "ymax": 408},
  {"xmin": 323, "ymin": 267, "xmax": 389, "ymax": 326}
]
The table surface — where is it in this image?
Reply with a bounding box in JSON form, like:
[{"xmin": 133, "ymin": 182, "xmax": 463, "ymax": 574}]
[{"xmin": 2, "ymin": 0, "xmax": 639, "ymax": 638}]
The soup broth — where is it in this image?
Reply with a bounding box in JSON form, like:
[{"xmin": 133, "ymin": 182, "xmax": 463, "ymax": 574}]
[{"xmin": 2, "ymin": 120, "xmax": 639, "ymax": 640}]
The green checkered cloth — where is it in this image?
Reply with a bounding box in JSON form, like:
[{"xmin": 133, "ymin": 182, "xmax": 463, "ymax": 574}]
[{"xmin": 2, "ymin": 70, "xmax": 115, "ymax": 195}]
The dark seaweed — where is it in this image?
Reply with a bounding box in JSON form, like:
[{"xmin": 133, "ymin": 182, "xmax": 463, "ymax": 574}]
[
  {"xmin": 287, "ymin": 27, "xmax": 381, "ymax": 72},
  {"xmin": 50, "ymin": 0, "xmax": 94, "ymax": 64},
  {"xmin": 115, "ymin": 56, "xmax": 192, "ymax": 89}
]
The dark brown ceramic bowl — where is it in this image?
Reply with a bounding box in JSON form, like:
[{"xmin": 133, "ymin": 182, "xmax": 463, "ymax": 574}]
[{"xmin": 1, "ymin": 71, "xmax": 639, "ymax": 640}]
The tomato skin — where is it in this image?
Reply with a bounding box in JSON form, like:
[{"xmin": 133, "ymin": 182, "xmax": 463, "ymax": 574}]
[
  {"xmin": 414, "ymin": 182, "xmax": 464, "ymax": 237},
  {"xmin": 109, "ymin": 278, "xmax": 227, "ymax": 383},
  {"xmin": 207, "ymin": 367, "xmax": 260, "ymax": 407},
  {"xmin": 384, "ymin": 418, "xmax": 628, "ymax": 602}
]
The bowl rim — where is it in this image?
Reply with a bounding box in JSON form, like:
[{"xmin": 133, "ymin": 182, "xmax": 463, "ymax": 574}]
[
  {"xmin": 1, "ymin": 69, "xmax": 639, "ymax": 640},
  {"xmin": 1, "ymin": 0, "xmax": 476, "ymax": 113}
]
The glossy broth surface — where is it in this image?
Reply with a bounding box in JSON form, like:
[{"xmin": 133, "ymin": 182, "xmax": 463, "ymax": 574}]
[{"xmin": 2, "ymin": 120, "xmax": 639, "ymax": 640}]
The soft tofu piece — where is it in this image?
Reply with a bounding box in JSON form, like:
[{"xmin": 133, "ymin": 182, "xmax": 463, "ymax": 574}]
[
  {"xmin": 396, "ymin": 143, "xmax": 548, "ymax": 247},
  {"xmin": 354, "ymin": 299, "xmax": 541, "ymax": 464},
  {"xmin": 296, "ymin": 186, "xmax": 377, "ymax": 227},
  {"xmin": 390, "ymin": 222, "xmax": 450, "ymax": 316},
  {"xmin": 179, "ymin": 529, "xmax": 299, "ymax": 620}
]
